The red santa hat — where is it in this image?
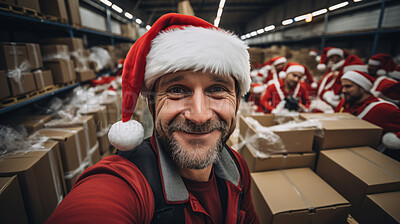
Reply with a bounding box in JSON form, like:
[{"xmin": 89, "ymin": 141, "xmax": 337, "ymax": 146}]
[
  {"xmin": 382, "ymin": 131, "xmax": 400, "ymax": 150},
  {"xmin": 341, "ymin": 55, "xmax": 368, "ymax": 74},
  {"xmin": 317, "ymin": 47, "xmax": 347, "ymax": 71},
  {"xmin": 341, "ymin": 70, "xmax": 375, "ymax": 91},
  {"xmin": 279, "ymin": 63, "xmax": 316, "ymax": 87},
  {"xmin": 388, "ymin": 66, "xmax": 400, "ymax": 80},
  {"xmin": 309, "ymin": 49, "xmax": 318, "ymax": 57},
  {"xmin": 268, "ymin": 56, "xmax": 287, "ymax": 67},
  {"xmin": 368, "ymin": 53, "xmax": 398, "ymax": 76},
  {"xmin": 108, "ymin": 13, "xmax": 251, "ymax": 150}
]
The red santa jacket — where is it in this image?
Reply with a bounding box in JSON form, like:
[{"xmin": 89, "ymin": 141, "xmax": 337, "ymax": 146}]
[
  {"xmin": 335, "ymin": 95, "xmax": 400, "ymax": 133},
  {"xmin": 46, "ymin": 136, "xmax": 259, "ymax": 224},
  {"xmin": 370, "ymin": 76, "xmax": 400, "ymax": 103},
  {"xmin": 260, "ymin": 79, "xmax": 310, "ymax": 112}
]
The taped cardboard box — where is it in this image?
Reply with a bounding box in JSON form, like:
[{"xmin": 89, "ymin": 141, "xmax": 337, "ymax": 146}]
[
  {"xmin": 0, "ymin": 42, "xmax": 28, "ymax": 71},
  {"xmin": 46, "ymin": 37, "xmax": 84, "ymax": 52},
  {"xmin": 0, "ymin": 176, "xmax": 28, "ymax": 224},
  {"xmin": 241, "ymin": 144, "xmax": 316, "ymax": 172},
  {"xmin": 101, "ymin": 99, "xmax": 119, "ymax": 125},
  {"xmin": 90, "ymin": 143, "xmax": 101, "ymax": 165},
  {"xmin": 65, "ymin": 0, "xmax": 81, "ymax": 26},
  {"xmin": 239, "ymin": 115, "xmax": 315, "ymax": 154},
  {"xmin": 79, "ymin": 105, "xmax": 108, "ymax": 132},
  {"xmin": 33, "ymin": 70, "xmax": 53, "ymax": 89},
  {"xmin": 41, "ymin": 44, "xmax": 69, "ymax": 57},
  {"xmin": 0, "ymin": 70, "xmax": 11, "ymax": 100},
  {"xmin": 299, "ymin": 112, "xmax": 356, "ymax": 120},
  {"xmin": 97, "ymin": 129, "xmax": 110, "ymax": 156},
  {"xmin": 251, "ymin": 168, "xmax": 350, "ymax": 224},
  {"xmin": 302, "ymin": 115, "xmax": 382, "ymax": 151},
  {"xmin": 76, "ymin": 69, "xmax": 96, "ymax": 82},
  {"xmin": 25, "ymin": 43, "xmax": 43, "ymax": 70},
  {"xmin": 6, "ymin": 114, "xmax": 52, "ymax": 134},
  {"xmin": 0, "ymin": 145, "xmax": 64, "ymax": 224},
  {"xmin": 316, "ymin": 147, "xmax": 400, "ymax": 219},
  {"xmin": 15, "ymin": 0, "xmax": 41, "ymax": 12},
  {"xmin": 39, "ymin": 0, "xmax": 68, "ymax": 22},
  {"xmin": 359, "ymin": 191, "xmax": 400, "ymax": 224},
  {"xmin": 44, "ymin": 59, "xmax": 76, "ymax": 84},
  {"xmin": 7, "ymin": 72, "xmax": 36, "ymax": 96}
]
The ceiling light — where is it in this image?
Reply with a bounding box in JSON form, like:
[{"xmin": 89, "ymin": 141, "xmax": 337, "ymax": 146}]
[
  {"xmin": 100, "ymin": 0, "xmax": 112, "ymax": 7},
  {"xmin": 217, "ymin": 8, "xmax": 223, "ymax": 18},
  {"xmin": 282, "ymin": 19, "xmax": 293, "ymax": 25},
  {"xmin": 329, "ymin": 1, "xmax": 349, "ymax": 11},
  {"xmin": 264, "ymin": 25, "xmax": 275, "ymax": 32},
  {"xmin": 312, "ymin": 9, "xmax": 327, "ymax": 16},
  {"xmin": 124, "ymin": 12, "xmax": 133, "ymax": 19},
  {"xmin": 111, "ymin": 4, "xmax": 122, "ymax": 13},
  {"xmin": 214, "ymin": 17, "xmax": 221, "ymax": 27},
  {"xmin": 135, "ymin": 18, "xmax": 142, "ymax": 24},
  {"xmin": 305, "ymin": 14, "xmax": 312, "ymax": 22},
  {"xmin": 257, "ymin": 29, "xmax": 264, "ymax": 34},
  {"xmin": 245, "ymin": 34, "xmax": 251, "ymax": 38},
  {"xmin": 294, "ymin": 14, "xmax": 308, "ymax": 22},
  {"xmin": 240, "ymin": 35, "xmax": 246, "ymax": 40},
  {"xmin": 146, "ymin": 25, "xmax": 151, "ymax": 30},
  {"xmin": 354, "ymin": 0, "xmax": 362, "ymax": 2},
  {"xmin": 250, "ymin": 31, "xmax": 257, "ymax": 37},
  {"xmin": 219, "ymin": 0, "xmax": 226, "ymax": 8}
]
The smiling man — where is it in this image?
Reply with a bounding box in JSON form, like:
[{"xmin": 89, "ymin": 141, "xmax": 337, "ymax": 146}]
[{"xmin": 46, "ymin": 13, "xmax": 259, "ymax": 224}]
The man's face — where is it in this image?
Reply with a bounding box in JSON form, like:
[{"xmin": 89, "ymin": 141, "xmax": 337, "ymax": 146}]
[
  {"xmin": 341, "ymin": 79, "xmax": 364, "ymax": 103},
  {"xmin": 153, "ymin": 71, "xmax": 238, "ymax": 169},
  {"xmin": 368, "ymin": 65, "xmax": 379, "ymax": 77},
  {"xmin": 285, "ymin": 72, "xmax": 303, "ymax": 89},
  {"xmin": 328, "ymin": 55, "xmax": 343, "ymax": 65},
  {"xmin": 275, "ymin": 63, "xmax": 285, "ymax": 72}
]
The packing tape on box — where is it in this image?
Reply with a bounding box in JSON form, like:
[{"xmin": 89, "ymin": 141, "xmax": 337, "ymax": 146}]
[
  {"xmin": 31, "ymin": 44, "xmax": 40, "ymax": 68},
  {"xmin": 349, "ymin": 149, "xmax": 400, "ymax": 181},
  {"xmin": 280, "ymin": 170, "xmax": 316, "ymax": 213},
  {"xmin": 36, "ymin": 70, "xmax": 45, "ymax": 88},
  {"xmin": 7, "ymin": 62, "xmax": 30, "ymax": 94},
  {"xmin": 71, "ymin": 49, "xmax": 88, "ymax": 72},
  {"xmin": 83, "ymin": 123, "xmax": 93, "ymax": 166},
  {"xmin": 96, "ymin": 125, "xmax": 111, "ymax": 137},
  {"xmin": 89, "ymin": 141, "xmax": 99, "ymax": 158}
]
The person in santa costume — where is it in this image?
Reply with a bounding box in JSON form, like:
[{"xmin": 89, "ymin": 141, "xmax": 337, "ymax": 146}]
[
  {"xmin": 335, "ymin": 70, "xmax": 400, "ymax": 161},
  {"xmin": 262, "ymin": 56, "xmax": 287, "ymax": 84},
  {"xmin": 46, "ymin": 13, "xmax": 259, "ymax": 224},
  {"xmin": 260, "ymin": 62, "xmax": 311, "ymax": 113},
  {"xmin": 367, "ymin": 53, "xmax": 400, "ymax": 105}
]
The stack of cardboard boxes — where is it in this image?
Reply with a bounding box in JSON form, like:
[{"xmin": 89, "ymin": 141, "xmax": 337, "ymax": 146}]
[{"xmin": 238, "ymin": 113, "xmax": 400, "ymax": 223}]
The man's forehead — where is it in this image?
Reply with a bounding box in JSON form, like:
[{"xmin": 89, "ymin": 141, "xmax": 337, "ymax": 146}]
[{"xmin": 159, "ymin": 71, "xmax": 235, "ymax": 86}]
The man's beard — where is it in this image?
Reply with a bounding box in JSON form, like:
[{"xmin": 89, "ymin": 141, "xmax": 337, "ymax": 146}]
[
  {"xmin": 344, "ymin": 92, "xmax": 362, "ymax": 104},
  {"xmin": 156, "ymin": 118, "xmax": 233, "ymax": 170}
]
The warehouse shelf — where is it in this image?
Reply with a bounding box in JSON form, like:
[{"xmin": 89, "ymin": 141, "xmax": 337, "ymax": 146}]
[{"xmin": 0, "ymin": 83, "xmax": 80, "ymax": 116}]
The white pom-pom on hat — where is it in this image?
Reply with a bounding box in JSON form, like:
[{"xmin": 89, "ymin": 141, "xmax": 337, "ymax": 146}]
[
  {"xmin": 317, "ymin": 63, "xmax": 326, "ymax": 71},
  {"xmin": 376, "ymin": 69, "xmax": 387, "ymax": 76},
  {"xmin": 279, "ymin": 71, "xmax": 286, "ymax": 79},
  {"xmin": 382, "ymin": 132, "xmax": 400, "ymax": 150},
  {"xmin": 108, "ymin": 120, "xmax": 144, "ymax": 151},
  {"xmin": 311, "ymin": 82, "xmax": 318, "ymax": 89}
]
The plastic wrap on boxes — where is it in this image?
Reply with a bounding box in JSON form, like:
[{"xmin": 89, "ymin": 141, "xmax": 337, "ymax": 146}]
[
  {"xmin": 88, "ymin": 47, "xmax": 111, "ymax": 71},
  {"xmin": 0, "ymin": 125, "xmax": 30, "ymax": 156}
]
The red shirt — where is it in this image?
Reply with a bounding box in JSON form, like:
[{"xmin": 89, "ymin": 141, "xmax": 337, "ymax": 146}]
[
  {"xmin": 260, "ymin": 79, "xmax": 310, "ymax": 112},
  {"xmin": 371, "ymin": 76, "xmax": 400, "ymax": 101},
  {"xmin": 335, "ymin": 95, "xmax": 400, "ymax": 133}
]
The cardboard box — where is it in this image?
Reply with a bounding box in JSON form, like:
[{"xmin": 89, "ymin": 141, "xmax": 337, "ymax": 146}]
[
  {"xmin": 239, "ymin": 115, "xmax": 315, "ymax": 153},
  {"xmin": 41, "ymin": 44, "xmax": 69, "ymax": 57},
  {"xmin": 76, "ymin": 69, "xmax": 96, "ymax": 82},
  {"xmin": 251, "ymin": 168, "xmax": 350, "ymax": 224},
  {"xmin": 7, "ymin": 72, "xmax": 36, "ymax": 96},
  {"xmin": 90, "ymin": 142, "xmax": 101, "ymax": 165},
  {"xmin": 0, "ymin": 146, "xmax": 64, "ymax": 224},
  {"xmin": 33, "ymin": 70, "xmax": 53, "ymax": 89},
  {"xmin": 0, "ymin": 70, "xmax": 11, "ymax": 100},
  {"xmin": 79, "ymin": 105, "xmax": 108, "ymax": 132},
  {"xmin": 359, "ymin": 191, "xmax": 400, "ymax": 224},
  {"xmin": 0, "ymin": 43, "xmax": 28, "ymax": 71},
  {"xmin": 316, "ymin": 147, "xmax": 400, "ymax": 219},
  {"xmin": 6, "ymin": 114, "xmax": 52, "ymax": 134},
  {"xmin": 241, "ymin": 144, "xmax": 316, "ymax": 172},
  {"xmin": 46, "ymin": 37, "xmax": 83, "ymax": 52},
  {"xmin": 39, "ymin": 0, "xmax": 68, "ymax": 22},
  {"xmin": 299, "ymin": 112, "xmax": 356, "ymax": 120},
  {"xmin": 25, "ymin": 43, "xmax": 43, "ymax": 70},
  {"xmin": 16, "ymin": 0, "xmax": 41, "ymax": 12},
  {"xmin": 101, "ymin": 100, "xmax": 119, "ymax": 125},
  {"xmin": 101, "ymin": 150, "xmax": 110, "ymax": 160},
  {"xmin": 0, "ymin": 176, "xmax": 28, "ymax": 224},
  {"xmin": 65, "ymin": 0, "xmax": 81, "ymax": 26},
  {"xmin": 44, "ymin": 59, "xmax": 75, "ymax": 83},
  {"xmin": 120, "ymin": 23, "xmax": 138, "ymax": 40},
  {"xmin": 97, "ymin": 130, "xmax": 110, "ymax": 156}
]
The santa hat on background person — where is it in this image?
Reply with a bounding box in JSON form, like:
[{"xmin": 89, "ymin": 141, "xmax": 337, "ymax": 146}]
[
  {"xmin": 317, "ymin": 47, "xmax": 348, "ymax": 71},
  {"xmin": 341, "ymin": 55, "xmax": 368, "ymax": 74},
  {"xmin": 388, "ymin": 65, "xmax": 400, "ymax": 80},
  {"xmin": 268, "ymin": 56, "xmax": 287, "ymax": 67},
  {"xmin": 341, "ymin": 70, "xmax": 375, "ymax": 91},
  {"xmin": 368, "ymin": 53, "xmax": 398, "ymax": 76},
  {"xmin": 279, "ymin": 62, "xmax": 317, "ymax": 88},
  {"xmin": 309, "ymin": 49, "xmax": 318, "ymax": 57},
  {"xmin": 382, "ymin": 131, "xmax": 400, "ymax": 150},
  {"xmin": 108, "ymin": 13, "xmax": 251, "ymax": 151}
]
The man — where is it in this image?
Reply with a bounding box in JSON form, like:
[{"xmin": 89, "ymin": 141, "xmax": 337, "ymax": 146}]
[
  {"xmin": 46, "ymin": 14, "xmax": 259, "ymax": 223},
  {"xmin": 260, "ymin": 62, "xmax": 310, "ymax": 113},
  {"xmin": 335, "ymin": 70, "xmax": 400, "ymax": 160},
  {"xmin": 262, "ymin": 56, "xmax": 287, "ymax": 84}
]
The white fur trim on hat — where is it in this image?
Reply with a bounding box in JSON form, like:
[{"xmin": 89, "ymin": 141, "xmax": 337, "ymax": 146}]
[
  {"xmin": 144, "ymin": 26, "xmax": 250, "ymax": 96},
  {"xmin": 331, "ymin": 59, "xmax": 345, "ymax": 72},
  {"xmin": 317, "ymin": 63, "xmax": 326, "ymax": 71},
  {"xmin": 279, "ymin": 71, "xmax": 287, "ymax": 79},
  {"xmin": 341, "ymin": 70, "xmax": 373, "ymax": 90},
  {"xmin": 327, "ymin": 48, "xmax": 344, "ymax": 58},
  {"xmin": 382, "ymin": 132, "xmax": 400, "ymax": 150},
  {"xmin": 311, "ymin": 82, "xmax": 318, "ymax": 89},
  {"xmin": 343, "ymin": 64, "xmax": 368, "ymax": 74},
  {"xmin": 108, "ymin": 120, "xmax": 144, "ymax": 151},
  {"xmin": 376, "ymin": 69, "xmax": 387, "ymax": 76},
  {"xmin": 388, "ymin": 70, "xmax": 400, "ymax": 80},
  {"xmin": 286, "ymin": 65, "xmax": 305, "ymax": 75},
  {"xmin": 253, "ymin": 85, "xmax": 266, "ymax": 93},
  {"xmin": 368, "ymin": 59, "xmax": 381, "ymax": 66},
  {"xmin": 273, "ymin": 57, "xmax": 287, "ymax": 66}
]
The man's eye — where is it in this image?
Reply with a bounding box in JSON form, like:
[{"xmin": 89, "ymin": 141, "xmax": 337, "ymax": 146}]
[
  {"xmin": 209, "ymin": 86, "xmax": 224, "ymax": 93},
  {"xmin": 167, "ymin": 87, "xmax": 185, "ymax": 94}
]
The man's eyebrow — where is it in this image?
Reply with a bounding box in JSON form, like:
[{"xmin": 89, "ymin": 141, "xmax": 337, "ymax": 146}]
[
  {"xmin": 212, "ymin": 76, "xmax": 233, "ymax": 86},
  {"xmin": 160, "ymin": 75, "xmax": 185, "ymax": 86}
]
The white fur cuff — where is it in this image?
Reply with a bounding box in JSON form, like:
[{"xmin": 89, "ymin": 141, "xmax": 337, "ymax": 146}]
[{"xmin": 382, "ymin": 132, "xmax": 400, "ymax": 150}]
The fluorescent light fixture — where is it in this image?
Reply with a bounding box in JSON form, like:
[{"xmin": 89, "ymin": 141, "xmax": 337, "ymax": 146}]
[
  {"xmin": 146, "ymin": 25, "xmax": 151, "ymax": 30},
  {"xmin": 240, "ymin": 35, "xmax": 246, "ymax": 40},
  {"xmin": 135, "ymin": 18, "xmax": 142, "ymax": 24},
  {"xmin": 305, "ymin": 14, "xmax": 312, "ymax": 22},
  {"xmin": 264, "ymin": 25, "xmax": 275, "ymax": 32},
  {"xmin": 294, "ymin": 14, "xmax": 308, "ymax": 22},
  {"xmin": 257, "ymin": 28, "xmax": 264, "ymax": 34},
  {"xmin": 245, "ymin": 34, "xmax": 251, "ymax": 38},
  {"xmin": 282, "ymin": 19, "xmax": 293, "ymax": 25},
  {"xmin": 329, "ymin": 1, "xmax": 349, "ymax": 11},
  {"xmin": 214, "ymin": 17, "xmax": 220, "ymax": 27},
  {"xmin": 250, "ymin": 31, "xmax": 257, "ymax": 37},
  {"xmin": 217, "ymin": 8, "xmax": 223, "ymax": 18},
  {"xmin": 111, "ymin": 4, "xmax": 122, "ymax": 13},
  {"xmin": 219, "ymin": 0, "xmax": 226, "ymax": 8},
  {"xmin": 312, "ymin": 8, "xmax": 327, "ymax": 16},
  {"xmin": 100, "ymin": 0, "xmax": 112, "ymax": 7},
  {"xmin": 124, "ymin": 12, "xmax": 133, "ymax": 19},
  {"xmin": 354, "ymin": 0, "xmax": 362, "ymax": 2}
]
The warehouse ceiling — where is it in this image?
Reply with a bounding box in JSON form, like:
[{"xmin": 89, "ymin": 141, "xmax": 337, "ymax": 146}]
[{"xmin": 112, "ymin": 0, "xmax": 281, "ymax": 35}]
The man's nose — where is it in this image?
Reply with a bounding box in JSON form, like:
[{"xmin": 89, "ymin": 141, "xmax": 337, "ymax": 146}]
[{"xmin": 183, "ymin": 89, "xmax": 212, "ymax": 124}]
